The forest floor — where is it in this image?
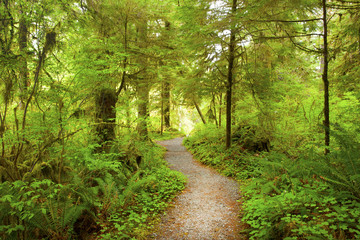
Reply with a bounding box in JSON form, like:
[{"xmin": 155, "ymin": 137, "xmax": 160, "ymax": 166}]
[{"xmin": 147, "ymin": 138, "xmax": 246, "ymax": 240}]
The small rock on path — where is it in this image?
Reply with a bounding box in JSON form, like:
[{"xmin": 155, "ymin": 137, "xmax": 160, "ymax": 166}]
[{"xmin": 148, "ymin": 138, "xmax": 245, "ymax": 240}]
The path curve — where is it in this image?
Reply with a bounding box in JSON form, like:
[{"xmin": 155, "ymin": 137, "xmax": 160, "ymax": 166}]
[{"xmin": 148, "ymin": 138, "xmax": 244, "ymax": 240}]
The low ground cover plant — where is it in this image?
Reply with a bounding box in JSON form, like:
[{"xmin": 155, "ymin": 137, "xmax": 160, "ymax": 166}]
[
  {"xmin": 184, "ymin": 125, "xmax": 360, "ymax": 240},
  {"xmin": 0, "ymin": 132, "xmax": 186, "ymax": 240}
]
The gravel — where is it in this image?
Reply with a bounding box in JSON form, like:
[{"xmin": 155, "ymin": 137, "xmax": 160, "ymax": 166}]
[{"xmin": 147, "ymin": 138, "xmax": 245, "ymax": 240}]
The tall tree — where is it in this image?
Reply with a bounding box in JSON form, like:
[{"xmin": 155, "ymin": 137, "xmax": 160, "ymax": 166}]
[
  {"xmin": 163, "ymin": 21, "xmax": 172, "ymax": 129},
  {"xmin": 18, "ymin": 4, "xmax": 28, "ymax": 107},
  {"xmin": 322, "ymin": 0, "xmax": 330, "ymax": 153},
  {"xmin": 226, "ymin": 0, "xmax": 238, "ymax": 149}
]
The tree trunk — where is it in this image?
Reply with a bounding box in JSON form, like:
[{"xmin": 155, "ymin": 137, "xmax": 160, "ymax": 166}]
[
  {"xmin": 322, "ymin": 0, "xmax": 330, "ymax": 154},
  {"xmin": 163, "ymin": 21, "xmax": 171, "ymax": 129},
  {"xmin": 194, "ymin": 100, "xmax": 206, "ymax": 124},
  {"xmin": 226, "ymin": 0, "xmax": 237, "ymax": 149},
  {"xmin": 136, "ymin": 19, "xmax": 150, "ymax": 140},
  {"xmin": 95, "ymin": 88, "xmax": 117, "ymax": 150},
  {"xmin": 137, "ymin": 81, "xmax": 150, "ymax": 140},
  {"xmin": 163, "ymin": 80, "xmax": 171, "ymax": 128},
  {"xmin": 213, "ymin": 94, "xmax": 218, "ymax": 127},
  {"xmin": 161, "ymin": 86, "xmax": 164, "ymax": 135},
  {"xmin": 219, "ymin": 93, "xmax": 222, "ymax": 127},
  {"xmin": 116, "ymin": 18, "xmax": 128, "ymax": 97},
  {"xmin": 18, "ymin": 13, "xmax": 28, "ymax": 107}
]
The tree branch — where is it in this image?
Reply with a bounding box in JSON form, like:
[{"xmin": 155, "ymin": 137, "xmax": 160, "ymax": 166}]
[
  {"xmin": 285, "ymin": 31, "xmax": 322, "ymax": 54},
  {"xmin": 249, "ymin": 18, "xmax": 322, "ymax": 23},
  {"xmin": 214, "ymin": 64, "xmax": 227, "ymax": 78},
  {"xmin": 328, "ymin": 4, "xmax": 360, "ymax": 9},
  {"xmin": 258, "ymin": 33, "xmax": 323, "ymax": 40}
]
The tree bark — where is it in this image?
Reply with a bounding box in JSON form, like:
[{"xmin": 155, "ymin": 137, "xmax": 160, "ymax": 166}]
[
  {"xmin": 322, "ymin": 0, "xmax": 330, "ymax": 154},
  {"xmin": 213, "ymin": 94, "xmax": 218, "ymax": 126},
  {"xmin": 136, "ymin": 19, "xmax": 150, "ymax": 140},
  {"xmin": 161, "ymin": 85, "xmax": 164, "ymax": 135},
  {"xmin": 137, "ymin": 81, "xmax": 150, "ymax": 139},
  {"xmin": 116, "ymin": 18, "xmax": 128, "ymax": 97},
  {"xmin": 219, "ymin": 93, "xmax": 222, "ymax": 127},
  {"xmin": 163, "ymin": 80, "xmax": 171, "ymax": 128},
  {"xmin": 226, "ymin": 0, "xmax": 237, "ymax": 149},
  {"xmin": 95, "ymin": 88, "xmax": 117, "ymax": 151},
  {"xmin": 18, "ymin": 12, "xmax": 28, "ymax": 107},
  {"xmin": 194, "ymin": 100, "xmax": 206, "ymax": 124},
  {"xmin": 163, "ymin": 21, "xmax": 171, "ymax": 129}
]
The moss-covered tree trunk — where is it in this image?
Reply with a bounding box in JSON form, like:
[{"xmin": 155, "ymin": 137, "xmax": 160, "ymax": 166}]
[
  {"xmin": 322, "ymin": 0, "xmax": 330, "ymax": 154},
  {"xmin": 136, "ymin": 18, "xmax": 150, "ymax": 140},
  {"xmin": 95, "ymin": 88, "xmax": 117, "ymax": 150},
  {"xmin": 137, "ymin": 80, "xmax": 150, "ymax": 140},
  {"xmin": 19, "ymin": 11, "xmax": 28, "ymax": 107}
]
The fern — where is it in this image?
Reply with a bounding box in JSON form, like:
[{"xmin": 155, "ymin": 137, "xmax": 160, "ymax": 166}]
[
  {"xmin": 241, "ymin": 129, "xmax": 360, "ymax": 239},
  {"xmin": 290, "ymin": 128, "xmax": 360, "ymax": 200},
  {"xmin": 118, "ymin": 170, "xmax": 146, "ymax": 206},
  {"xmin": 0, "ymin": 179, "xmax": 94, "ymax": 240}
]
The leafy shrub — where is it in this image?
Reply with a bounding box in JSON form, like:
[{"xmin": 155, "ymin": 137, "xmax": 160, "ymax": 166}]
[
  {"xmin": 78, "ymin": 140, "xmax": 186, "ymax": 239},
  {"xmin": 184, "ymin": 124, "xmax": 260, "ymax": 179},
  {"xmin": 242, "ymin": 135, "xmax": 360, "ymax": 240},
  {"xmin": 185, "ymin": 125, "xmax": 360, "ymax": 240},
  {"xmin": 0, "ymin": 137, "xmax": 186, "ymax": 239},
  {"xmin": 150, "ymin": 128, "xmax": 185, "ymax": 141},
  {"xmin": 108, "ymin": 166, "xmax": 186, "ymax": 239},
  {"xmin": 0, "ymin": 179, "xmax": 90, "ymax": 240}
]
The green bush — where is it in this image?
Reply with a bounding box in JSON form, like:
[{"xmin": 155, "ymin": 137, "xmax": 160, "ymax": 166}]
[
  {"xmin": 0, "ymin": 179, "xmax": 90, "ymax": 240},
  {"xmin": 242, "ymin": 137, "xmax": 360, "ymax": 240},
  {"xmin": 184, "ymin": 124, "xmax": 260, "ymax": 179},
  {"xmin": 0, "ymin": 137, "xmax": 186, "ymax": 240},
  {"xmin": 184, "ymin": 125, "xmax": 360, "ymax": 240}
]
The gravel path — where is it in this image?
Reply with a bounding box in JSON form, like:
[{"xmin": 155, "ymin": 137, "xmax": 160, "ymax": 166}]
[{"xmin": 148, "ymin": 138, "xmax": 245, "ymax": 240}]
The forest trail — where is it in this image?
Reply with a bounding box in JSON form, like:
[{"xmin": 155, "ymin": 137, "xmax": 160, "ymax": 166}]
[{"xmin": 148, "ymin": 138, "xmax": 245, "ymax": 240}]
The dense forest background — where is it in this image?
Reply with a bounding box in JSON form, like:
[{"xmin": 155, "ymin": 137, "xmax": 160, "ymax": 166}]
[{"xmin": 1, "ymin": 0, "xmax": 360, "ymax": 239}]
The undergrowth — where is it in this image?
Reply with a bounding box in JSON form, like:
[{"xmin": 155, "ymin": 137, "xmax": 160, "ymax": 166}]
[
  {"xmin": 150, "ymin": 128, "xmax": 185, "ymax": 141},
  {"xmin": 183, "ymin": 124, "xmax": 260, "ymax": 179},
  {"xmin": 184, "ymin": 124, "xmax": 360, "ymax": 240},
  {"xmin": 0, "ymin": 131, "xmax": 186, "ymax": 240}
]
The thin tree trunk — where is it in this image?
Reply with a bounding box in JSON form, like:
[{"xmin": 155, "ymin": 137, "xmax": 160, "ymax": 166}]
[
  {"xmin": 163, "ymin": 80, "xmax": 171, "ymax": 128},
  {"xmin": 194, "ymin": 100, "xmax": 206, "ymax": 124},
  {"xmin": 322, "ymin": 0, "xmax": 330, "ymax": 154},
  {"xmin": 226, "ymin": 0, "xmax": 237, "ymax": 149},
  {"xmin": 213, "ymin": 94, "xmax": 218, "ymax": 126},
  {"xmin": 116, "ymin": 18, "xmax": 128, "ymax": 97},
  {"xmin": 163, "ymin": 21, "xmax": 171, "ymax": 129},
  {"xmin": 137, "ymin": 81, "xmax": 150, "ymax": 139},
  {"xmin": 161, "ymin": 84, "xmax": 164, "ymax": 135},
  {"xmin": 219, "ymin": 93, "xmax": 222, "ymax": 127},
  {"xmin": 125, "ymin": 86, "xmax": 131, "ymax": 128},
  {"xmin": 136, "ymin": 20, "xmax": 150, "ymax": 140},
  {"xmin": 19, "ymin": 12, "xmax": 28, "ymax": 107}
]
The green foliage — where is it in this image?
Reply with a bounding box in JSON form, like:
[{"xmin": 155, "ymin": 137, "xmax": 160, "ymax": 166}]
[
  {"xmin": 243, "ymin": 179, "xmax": 360, "ymax": 239},
  {"xmin": 0, "ymin": 137, "xmax": 186, "ymax": 239},
  {"xmin": 1, "ymin": 0, "xmax": 360, "ymax": 239},
  {"xmin": 150, "ymin": 128, "xmax": 185, "ymax": 141},
  {"xmin": 0, "ymin": 179, "xmax": 90, "ymax": 239},
  {"xmin": 185, "ymin": 124, "xmax": 360, "ymax": 240},
  {"xmin": 242, "ymin": 129, "xmax": 360, "ymax": 239},
  {"xmin": 184, "ymin": 124, "xmax": 261, "ymax": 180},
  {"xmin": 107, "ymin": 166, "xmax": 186, "ymax": 239},
  {"xmin": 79, "ymin": 140, "xmax": 186, "ymax": 239}
]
